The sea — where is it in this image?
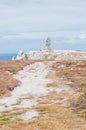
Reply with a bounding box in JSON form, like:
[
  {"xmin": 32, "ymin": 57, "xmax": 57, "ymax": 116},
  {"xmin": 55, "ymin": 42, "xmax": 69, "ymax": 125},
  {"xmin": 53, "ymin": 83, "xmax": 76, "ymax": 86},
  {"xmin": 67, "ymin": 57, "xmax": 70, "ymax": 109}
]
[{"xmin": 0, "ymin": 53, "xmax": 17, "ymax": 60}]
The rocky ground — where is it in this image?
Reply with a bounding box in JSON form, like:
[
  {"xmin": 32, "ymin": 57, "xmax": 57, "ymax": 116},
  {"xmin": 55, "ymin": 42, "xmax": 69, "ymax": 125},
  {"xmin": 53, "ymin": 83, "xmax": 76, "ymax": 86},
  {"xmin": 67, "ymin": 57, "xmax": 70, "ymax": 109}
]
[
  {"xmin": 0, "ymin": 59, "xmax": 86, "ymax": 130},
  {"xmin": 25, "ymin": 50, "xmax": 86, "ymax": 60}
]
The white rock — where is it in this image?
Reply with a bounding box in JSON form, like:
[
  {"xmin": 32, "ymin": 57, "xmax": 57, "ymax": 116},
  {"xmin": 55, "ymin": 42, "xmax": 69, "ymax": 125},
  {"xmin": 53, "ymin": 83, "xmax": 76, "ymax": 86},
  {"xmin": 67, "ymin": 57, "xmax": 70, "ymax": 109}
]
[
  {"xmin": 14, "ymin": 50, "xmax": 86, "ymax": 60},
  {"xmin": 19, "ymin": 110, "xmax": 38, "ymax": 121}
]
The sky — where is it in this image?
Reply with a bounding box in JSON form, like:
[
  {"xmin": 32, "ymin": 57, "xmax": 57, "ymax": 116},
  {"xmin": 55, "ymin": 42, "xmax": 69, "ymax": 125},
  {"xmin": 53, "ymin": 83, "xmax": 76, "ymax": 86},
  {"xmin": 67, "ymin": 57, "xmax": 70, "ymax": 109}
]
[{"xmin": 0, "ymin": 0, "xmax": 86, "ymax": 53}]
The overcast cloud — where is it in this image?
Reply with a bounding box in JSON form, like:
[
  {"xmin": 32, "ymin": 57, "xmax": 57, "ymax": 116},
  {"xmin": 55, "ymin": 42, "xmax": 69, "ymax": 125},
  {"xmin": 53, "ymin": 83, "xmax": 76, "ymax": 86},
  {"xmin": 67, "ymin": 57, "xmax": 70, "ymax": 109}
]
[{"xmin": 0, "ymin": 0, "xmax": 86, "ymax": 53}]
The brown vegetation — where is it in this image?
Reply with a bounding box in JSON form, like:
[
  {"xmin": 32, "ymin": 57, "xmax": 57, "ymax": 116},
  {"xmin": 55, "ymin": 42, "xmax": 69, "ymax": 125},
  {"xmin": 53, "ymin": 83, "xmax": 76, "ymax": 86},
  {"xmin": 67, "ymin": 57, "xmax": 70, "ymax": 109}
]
[
  {"xmin": 0, "ymin": 104, "xmax": 86, "ymax": 130},
  {"xmin": 52, "ymin": 60, "xmax": 86, "ymax": 115},
  {"xmin": 0, "ymin": 60, "xmax": 34, "ymax": 98},
  {"xmin": 0, "ymin": 60, "xmax": 86, "ymax": 130}
]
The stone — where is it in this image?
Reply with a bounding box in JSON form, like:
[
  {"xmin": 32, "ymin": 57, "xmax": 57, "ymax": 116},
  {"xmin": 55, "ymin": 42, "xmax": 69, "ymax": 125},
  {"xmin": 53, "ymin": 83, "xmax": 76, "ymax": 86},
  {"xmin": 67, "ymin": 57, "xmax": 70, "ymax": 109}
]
[
  {"xmin": 45, "ymin": 37, "xmax": 51, "ymax": 50},
  {"xmin": 12, "ymin": 56, "xmax": 16, "ymax": 60},
  {"xmin": 16, "ymin": 51, "xmax": 27, "ymax": 60}
]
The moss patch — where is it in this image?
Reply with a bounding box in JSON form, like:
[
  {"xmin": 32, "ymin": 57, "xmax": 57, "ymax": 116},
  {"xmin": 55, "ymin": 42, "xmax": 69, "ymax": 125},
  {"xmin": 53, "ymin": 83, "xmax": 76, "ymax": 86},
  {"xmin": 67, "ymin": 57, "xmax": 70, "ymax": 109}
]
[
  {"xmin": 0, "ymin": 112, "xmax": 22, "ymax": 122},
  {"xmin": 77, "ymin": 94, "xmax": 84, "ymax": 102}
]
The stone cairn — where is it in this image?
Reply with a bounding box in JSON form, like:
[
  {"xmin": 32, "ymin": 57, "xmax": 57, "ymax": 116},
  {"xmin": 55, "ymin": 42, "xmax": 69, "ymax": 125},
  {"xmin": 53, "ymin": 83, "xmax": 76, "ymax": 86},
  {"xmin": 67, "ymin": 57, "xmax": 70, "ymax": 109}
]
[{"xmin": 45, "ymin": 37, "xmax": 51, "ymax": 50}]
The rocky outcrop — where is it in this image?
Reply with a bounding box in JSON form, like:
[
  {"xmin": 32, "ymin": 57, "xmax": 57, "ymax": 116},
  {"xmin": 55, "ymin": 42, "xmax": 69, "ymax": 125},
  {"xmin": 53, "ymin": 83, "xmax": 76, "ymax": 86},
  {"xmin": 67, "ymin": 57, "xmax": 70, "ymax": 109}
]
[
  {"xmin": 14, "ymin": 50, "xmax": 86, "ymax": 60},
  {"xmin": 15, "ymin": 51, "xmax": 27, "ymax": 60}
]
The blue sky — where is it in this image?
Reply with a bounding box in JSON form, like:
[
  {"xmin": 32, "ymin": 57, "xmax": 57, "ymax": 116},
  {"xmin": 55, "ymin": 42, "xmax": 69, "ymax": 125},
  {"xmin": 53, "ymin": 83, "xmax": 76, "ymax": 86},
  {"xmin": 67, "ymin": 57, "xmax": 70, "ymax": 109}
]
[{"xmin": 0, "ymin": 0, "xmax": 86, "ymax": 53}]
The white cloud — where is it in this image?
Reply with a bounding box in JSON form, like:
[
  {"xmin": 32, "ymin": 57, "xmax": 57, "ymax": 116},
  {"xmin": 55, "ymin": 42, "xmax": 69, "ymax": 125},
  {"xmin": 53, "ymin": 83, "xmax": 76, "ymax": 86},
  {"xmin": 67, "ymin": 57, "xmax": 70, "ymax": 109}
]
[
  {"xmin": 0, "ymin": 0, "xmax": 86, "ymax": 34},
  {"xmin": 1, "ymin": 31, "xmax": 86, "ymax": 46},
  {"xmin": 0, "ymin": 32, "xmax": 58, "ymax": 40},
  {"xmin": 79, "ymin": 34, "xmax": 86, "ymax": 39},
  {"xmin": 0, "ymin": 0, "xmax": 86, "ymax": 53}
]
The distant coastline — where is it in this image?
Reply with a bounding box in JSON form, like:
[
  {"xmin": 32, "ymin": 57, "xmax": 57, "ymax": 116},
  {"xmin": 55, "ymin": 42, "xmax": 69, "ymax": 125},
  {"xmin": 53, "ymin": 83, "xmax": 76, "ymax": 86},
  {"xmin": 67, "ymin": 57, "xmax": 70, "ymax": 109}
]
[{"xmin": 0, "ymin": 53, "xmax": 17, "ymax": 60}]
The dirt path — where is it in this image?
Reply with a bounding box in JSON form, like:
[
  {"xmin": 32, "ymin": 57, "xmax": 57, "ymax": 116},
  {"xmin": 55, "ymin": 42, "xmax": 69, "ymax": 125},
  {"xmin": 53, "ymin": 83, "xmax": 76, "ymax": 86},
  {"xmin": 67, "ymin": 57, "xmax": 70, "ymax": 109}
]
[{"xmin": 0, "ymin": 61, "xmax": 86, "ymax": 130}]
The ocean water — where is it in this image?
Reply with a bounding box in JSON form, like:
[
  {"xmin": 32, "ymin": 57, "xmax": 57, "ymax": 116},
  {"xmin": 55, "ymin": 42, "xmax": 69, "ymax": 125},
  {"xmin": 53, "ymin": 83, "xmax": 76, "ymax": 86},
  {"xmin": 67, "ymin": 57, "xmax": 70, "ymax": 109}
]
[{"xmin": 0, "ymin": 54, "xmax": 17, "ymax": 60}]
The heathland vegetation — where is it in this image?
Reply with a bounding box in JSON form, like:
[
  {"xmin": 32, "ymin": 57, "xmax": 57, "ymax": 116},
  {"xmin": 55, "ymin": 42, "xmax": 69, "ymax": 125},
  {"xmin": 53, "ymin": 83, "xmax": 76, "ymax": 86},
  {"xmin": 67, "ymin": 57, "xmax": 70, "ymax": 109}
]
[
  {"xmin": 0, "ymin": 59, "xmax": 86, "ymax": 130},
  {"xmin": 0, "ymin": 60, "xmax": 34, "ymax": 98}
]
